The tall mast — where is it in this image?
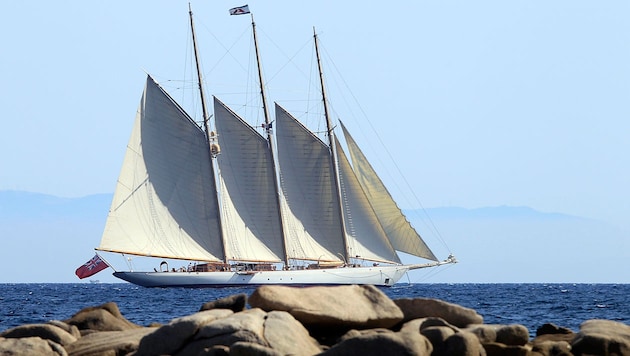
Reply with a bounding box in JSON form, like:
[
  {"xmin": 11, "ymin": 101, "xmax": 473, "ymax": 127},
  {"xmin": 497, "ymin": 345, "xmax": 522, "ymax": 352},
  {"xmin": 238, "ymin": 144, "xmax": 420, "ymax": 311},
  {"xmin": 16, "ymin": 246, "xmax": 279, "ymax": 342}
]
[
  {"xmin": 189, "ymin": 4, "xmax": 228, "ymax": 264},
  {"xmin": 251, "ymin": 14, "xmax": 290, "ymax": 266},
  {"xmin": 314, "ymin": 28, "xmax": 350, "ymax": 263}
]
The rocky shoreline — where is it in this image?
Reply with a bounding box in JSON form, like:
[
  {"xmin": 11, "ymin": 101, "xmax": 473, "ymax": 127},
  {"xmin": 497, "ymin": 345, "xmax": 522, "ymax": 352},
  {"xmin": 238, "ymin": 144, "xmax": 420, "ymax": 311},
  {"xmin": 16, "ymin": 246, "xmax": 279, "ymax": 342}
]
[{"xmin": 1, "ymin": 285, "xmax": 628, "ymax": 355}]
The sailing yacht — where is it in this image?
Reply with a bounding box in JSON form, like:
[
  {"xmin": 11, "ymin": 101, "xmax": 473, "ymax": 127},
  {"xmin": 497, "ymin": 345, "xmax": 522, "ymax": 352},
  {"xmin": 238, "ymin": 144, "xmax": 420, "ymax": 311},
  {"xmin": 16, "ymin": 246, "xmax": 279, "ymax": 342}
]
[{"xmin": 94, "ymin": 7, "xmax": 456, "ymax": 287}]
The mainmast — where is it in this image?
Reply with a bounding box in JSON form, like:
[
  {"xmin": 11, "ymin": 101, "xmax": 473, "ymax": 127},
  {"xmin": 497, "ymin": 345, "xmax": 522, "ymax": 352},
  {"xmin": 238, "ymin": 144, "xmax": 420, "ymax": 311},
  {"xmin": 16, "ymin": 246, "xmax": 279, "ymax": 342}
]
[
  {"xmin": 189, "ymin": 4, "xmax": 228, "ymax": 264},
  {"xmin": 314, "ymin": 29, "xmax": 350, "ymax": 263},
  {"xmin": 250, "ymin": 13, "xmax": 290, "ymax": 266}
]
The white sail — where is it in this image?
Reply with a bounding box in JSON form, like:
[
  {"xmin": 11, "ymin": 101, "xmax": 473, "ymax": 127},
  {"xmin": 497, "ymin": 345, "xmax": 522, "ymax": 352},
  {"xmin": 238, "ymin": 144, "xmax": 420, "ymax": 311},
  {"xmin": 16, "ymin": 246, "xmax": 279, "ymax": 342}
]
[
  {"xmin": 335, "ymin": 139, "xmax": 401, "ymax": 264},
  {"xmin": 340, "ymin": 122, "xmax": 438, "ymax": 261},
  {"xmin": 275, "ymin": 104, "xmax": 345, "ymax": 262},
  {"xmin": 98, "ymin": 76, "xmax": 224, "ymax": 262},
  {"xmin": 213, "ymin": 97, "xmax": 284, "ymax": 262}
]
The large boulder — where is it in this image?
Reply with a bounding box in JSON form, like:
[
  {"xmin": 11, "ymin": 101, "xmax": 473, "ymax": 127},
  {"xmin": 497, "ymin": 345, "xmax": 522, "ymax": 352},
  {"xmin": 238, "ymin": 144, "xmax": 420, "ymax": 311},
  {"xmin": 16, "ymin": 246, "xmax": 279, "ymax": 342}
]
[
  {"xmin": 494, "ymin": 324, "xmax": 530, "ymax": 346},
  {"xmin": 571, "ymin": 319, "xmax": 630, "ymax": 356},
  {"xmin": 0, "ymin": 336, "xmax": 66, "ymax": 356},
  {"xmin": 319, "ymin": 329, "xmax": 433, "ymax": 356},
  {"xmin": 135, "ymin": 308, "xmax": 233, "ymax": 355},
  {"xmin": 200, "ymin": 293, "xmax": 248, "ymax": 312},
  {"xmin": 173, "ymin": 308, "xmax": 268, "ymax": 355},
  {"xmin": 443, "ymin": 331, "xmax": 485, "ymax": 356},
  {"xmin": 64, "ymin": 328, "xmax": 155, "ymax": 356},
  {"xmin": 394, "ymin": 297, "xmax": 483, "ymax": 327},
  {"xmin": 249, "ymin": 285, "xmax": 403, "ymax": 329},
  {"xmin": 64, "ymin": 302, "xmax": 140, "ymax": 332},
  {"xmin": 263, "ymin": 311, "xmax": 322, "ymax": 355},
  {"xmin": 0, "ymin": 323, "xmax": 77, "ymax": 346}
]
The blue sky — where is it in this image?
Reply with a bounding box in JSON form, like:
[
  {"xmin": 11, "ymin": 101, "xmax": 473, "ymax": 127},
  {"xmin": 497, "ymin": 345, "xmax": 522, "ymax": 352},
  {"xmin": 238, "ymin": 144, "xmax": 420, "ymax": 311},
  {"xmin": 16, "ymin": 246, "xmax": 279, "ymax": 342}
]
[{"xmin": 2, "ymin": 1, "xmax": 629, "ymax": 233}]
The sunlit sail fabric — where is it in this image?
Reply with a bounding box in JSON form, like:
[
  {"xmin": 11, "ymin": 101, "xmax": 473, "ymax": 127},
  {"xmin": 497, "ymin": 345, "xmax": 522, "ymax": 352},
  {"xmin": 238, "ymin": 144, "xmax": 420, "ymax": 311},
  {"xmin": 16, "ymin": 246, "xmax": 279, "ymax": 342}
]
[
  {"xmin": 335, "ymin": 139, "xmax": 401, "ymax": 264},
  {"xmin": 340, "ymin": 122, "xmax": 438, "ymax": 261},
  {"xmin": 98, "ymin": 76, "xmax": 224, "ymax": 261},
  {"xmin": 214, "ymin": 97, "xmax": 284, "ymax": 262},
  {"xmin": 275, "ymin": 104, "xmax": 344, "ymax": 262}
]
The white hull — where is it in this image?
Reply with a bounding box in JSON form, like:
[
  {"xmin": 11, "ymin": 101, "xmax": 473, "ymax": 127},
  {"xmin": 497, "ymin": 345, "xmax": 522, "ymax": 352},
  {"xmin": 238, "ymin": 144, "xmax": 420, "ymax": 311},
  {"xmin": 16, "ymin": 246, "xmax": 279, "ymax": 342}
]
[{"xmin": 112, "ymin": 265, "xmax": 411, "ymax": 288}]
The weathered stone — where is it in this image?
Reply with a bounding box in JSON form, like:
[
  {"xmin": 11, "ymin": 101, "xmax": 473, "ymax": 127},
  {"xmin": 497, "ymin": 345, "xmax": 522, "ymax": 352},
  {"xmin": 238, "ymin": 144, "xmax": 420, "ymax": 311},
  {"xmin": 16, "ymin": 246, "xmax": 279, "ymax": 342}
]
[
  {"xmin": 0, "ymin": 323, "xmax": 77, "ymax": 346},
  {"xmin": 263, "ymin": 311, "xmax": 321, "ymax": 355},
  {"xmin": 394, "ymin": 297, "xmax": 483, "ymax": 327},
  {"xmin": 200, "ymin": 293, "xmax": 247, "ymax": 313},
  {"xmin": 230, "ymin": 341, "xmax": 282, "ymax": 356},
  {"xmin": 198, "ymin": 344, "xmax": 230, "ymax": 356},
  {"xmin": 0, "ymin": 336, "xmax": 66, "ymax": 356},
  {"xmin": 532, "ymin": 332, "xmax": 575, "ymax": 345},
  {"xmin": 46, "ymin": 320, "xmax": 81, "ymax": 339},
  {"xmin": 420, "ymin": 326, "xmax": 457, "ymax": 355},
  {"xmin": 64, "ymin": 302, "xmax": 140, "ymax": 332},
  {"xmin": 444, "ymin": 331, "xmax": 485, "ymax": 356},
  {"xmin": 571, "ymin": 319, "xmax": 630, "ymax": 356},
  {"xmin": 464, "ymin": 324, "xmax": 497, "ymax": 343},
  {"xmin": 495, "ymin": 324, "xmax": 529, "ymax": 346},
  {"xmin": 319, "ymin": 330, "xmax": 432, "ymax": 356},
  {"xmin": 536, "ymin": 323, "xmax": 574, "ymax": 336},
  {"xmin": 249, "ymin": 285, "xmax": 403, "ymax": 329},
  {"xmin": 64, "ymin": 328, "xmax": 155, "ymax": 356},
  {"xmin": 399, "ymin": 317, "xmax": 459, "ymax": 334},
  {"xmin": 135, "ymin": 308, "xmax": 233, "ymax": 356},
  {"xmin": 483, "ymin": 341, "xmax": 529, "ymax": 356},
  {"xmin": 531, "ymin": 340, "xmax": 572, "ymax": 356},
  {"xmin": 195, "ymin": 308, "xmax": 267, "ymax": 344}
]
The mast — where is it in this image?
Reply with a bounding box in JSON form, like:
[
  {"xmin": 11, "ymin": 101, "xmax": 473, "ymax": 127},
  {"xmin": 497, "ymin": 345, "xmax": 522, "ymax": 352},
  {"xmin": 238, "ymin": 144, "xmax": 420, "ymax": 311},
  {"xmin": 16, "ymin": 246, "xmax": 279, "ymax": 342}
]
[
  {"xmin": 189, "ymin": 4, "xmax": 228, "ymax": 264},
  {"xmin": 314, "ymin": 28, "xmax": 350, "ymax": 263},
  {"xmin": 251, "ymin": 13, "xmax": 290, "ymax": 266}
]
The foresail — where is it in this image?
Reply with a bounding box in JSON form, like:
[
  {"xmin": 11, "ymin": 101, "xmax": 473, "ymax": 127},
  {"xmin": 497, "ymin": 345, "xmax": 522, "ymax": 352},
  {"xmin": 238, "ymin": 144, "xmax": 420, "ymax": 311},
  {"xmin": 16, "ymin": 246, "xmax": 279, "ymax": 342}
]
[
  {"xmin": 335, "ymin": 139, "xmax": 401, "ymax": 264},
  {"xmin": 275, "ymin": 104, "xmax": 345, "ymax": 262},
  {"xmin": 340, "ymin": 122, "xmax": 438, "ymax": 261},
  {"xmin": 98, "ymin": 76, "xmax": 224, "ymax": 262},
  {"xmin": 214, "ymin": 97, "xmax": 284, "ymax": 262}
]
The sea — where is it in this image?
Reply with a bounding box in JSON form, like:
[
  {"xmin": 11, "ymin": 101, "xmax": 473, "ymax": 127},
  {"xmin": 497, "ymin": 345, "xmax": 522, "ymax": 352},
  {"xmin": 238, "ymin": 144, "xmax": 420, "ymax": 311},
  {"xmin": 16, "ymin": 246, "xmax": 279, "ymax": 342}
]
[{"xmin": 1, "ymin": 283, "xmax": 628, "ymax": 336}]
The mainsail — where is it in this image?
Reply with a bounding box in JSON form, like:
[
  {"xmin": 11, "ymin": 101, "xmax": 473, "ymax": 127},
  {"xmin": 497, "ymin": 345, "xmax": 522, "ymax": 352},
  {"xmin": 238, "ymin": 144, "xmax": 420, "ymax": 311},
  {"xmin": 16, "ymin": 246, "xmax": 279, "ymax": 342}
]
[
  {"xmin": 98, "ymin": 77, "xmax": 224, "ymax": 262},
  {"xmin": 213, "ymin": 97, "xmax": 284, "ymax": 262},
  {"xmin": 340, "ymin": 121, "xmax": 438, "ymax": 261},
  {"xmin": 275, "ymin": 104, "xmax": 345, "ymax": 262}
]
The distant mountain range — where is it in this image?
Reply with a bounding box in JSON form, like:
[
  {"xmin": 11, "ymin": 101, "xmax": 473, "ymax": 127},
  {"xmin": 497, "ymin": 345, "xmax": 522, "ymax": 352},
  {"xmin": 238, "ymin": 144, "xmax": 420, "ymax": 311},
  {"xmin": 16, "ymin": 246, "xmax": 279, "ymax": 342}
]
[{"xmin": 0, "ymin": 190, "xmax": 627, "ymax": 283}]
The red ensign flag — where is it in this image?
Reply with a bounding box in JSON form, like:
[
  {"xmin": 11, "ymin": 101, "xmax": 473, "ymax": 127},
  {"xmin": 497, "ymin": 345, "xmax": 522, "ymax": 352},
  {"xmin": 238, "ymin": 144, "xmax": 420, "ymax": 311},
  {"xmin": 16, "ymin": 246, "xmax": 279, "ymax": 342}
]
[{"xmin": 75, "ymin": 254, "xmax": 109, "ymax": 279}]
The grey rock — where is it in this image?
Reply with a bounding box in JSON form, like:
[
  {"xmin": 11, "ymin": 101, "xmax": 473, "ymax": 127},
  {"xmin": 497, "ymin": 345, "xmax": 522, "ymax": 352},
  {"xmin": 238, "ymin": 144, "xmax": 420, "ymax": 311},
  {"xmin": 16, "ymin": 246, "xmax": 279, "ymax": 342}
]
[
  {"xmin": 463, "ymin": 324, "xmax": 497, "ymax": 344},
  {"xmin": 571, "ymin": 319, "xmax": 630, "ymax": 356},
  {"xmin": 64, "ymin": 302, "xmax": 140, "ymax": 332},
  {"xmin": 46, "ymin": 320, "xmax": 81, "ymax": 339},
  {"xmin": 482, "ymin": 341, "xmax": 529, "ymax": 356},
  {"xmin": 0, "ymin": 323, "xmax": 77, "ymax": 346},
  {"xmin": 136, "ymin": 308, "xmax": 233, "ymax": 356},
  {"xmin": 263, "ymin": 311, "xmax": 321, "ymax": 356},
  {"xmin": 494, "ymin": 324, "xmax": 529, "ymax": 346},
  {"xmin": 230, "ymin": 341, "xmax": 282, "ymax": 356},
  {"xmin": 444, "ymin": 331, "xmax": 486, "ymax": 356},
  {"xmin": 0, "ymin": 336, "xmax": 67, "ymax": 356},
  {"xmin": 394, "ymin": 297, "xmax": 483, "ymax": 327},
  {"xmin": 200, "ymin": 293, "xmax": 247, "ymax": 313},
  {"xmin": 421, "ymin": 326, "xmax": 456, "ymax": 356},
  {"xmin": 64, "ymin": 328, "xmax": 155, "ymax": 356},
  {"xmin": 249, "ymin": 285, "xmax": 403, "ymax": 329},
  {"xmin": 536, "ymin": 323, "xmax": 574, "ymax": 336},
  {"xmin": 319, "ymin": 330, "xmax": 432, "ymax": 356},
  {"xmin": 531, "ymin": 340, "xmax": 572, "ymax": 356}
]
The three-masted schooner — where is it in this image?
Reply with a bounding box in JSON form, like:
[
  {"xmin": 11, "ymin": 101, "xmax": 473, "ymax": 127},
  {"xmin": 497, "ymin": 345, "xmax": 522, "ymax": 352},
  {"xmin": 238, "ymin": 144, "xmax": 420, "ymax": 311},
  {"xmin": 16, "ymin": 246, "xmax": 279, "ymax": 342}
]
[{"xmin": 93, "ymin": 6, "xmax": 456, "ymax": 287}]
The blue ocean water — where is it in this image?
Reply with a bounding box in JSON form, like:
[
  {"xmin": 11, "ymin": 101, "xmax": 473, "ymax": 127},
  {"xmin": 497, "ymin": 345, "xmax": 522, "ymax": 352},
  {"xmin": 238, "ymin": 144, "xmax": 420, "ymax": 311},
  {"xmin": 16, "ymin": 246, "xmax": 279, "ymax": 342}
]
[{"xmin": 1, "ymin": 283, "xmax": 627, "ymax": 337}]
